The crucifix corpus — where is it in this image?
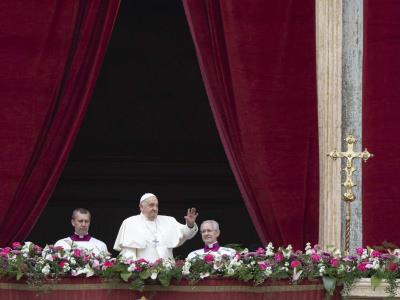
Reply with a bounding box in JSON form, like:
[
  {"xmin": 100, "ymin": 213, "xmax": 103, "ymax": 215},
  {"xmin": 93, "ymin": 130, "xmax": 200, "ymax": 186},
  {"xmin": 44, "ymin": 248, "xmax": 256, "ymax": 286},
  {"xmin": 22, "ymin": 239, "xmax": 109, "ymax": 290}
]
[{"xmin": 327, "ymin": 134, "xmax": 373, "ymax": 253}]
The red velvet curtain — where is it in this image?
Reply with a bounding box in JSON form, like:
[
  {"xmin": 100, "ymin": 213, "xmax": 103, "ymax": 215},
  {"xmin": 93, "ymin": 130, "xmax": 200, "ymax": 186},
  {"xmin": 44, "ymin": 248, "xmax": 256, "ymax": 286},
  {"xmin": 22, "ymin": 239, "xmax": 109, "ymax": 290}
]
[
  {"xmin": 183, "ymin": 0, "xmax": 319, "ymax": 249},
  {"xmin": 362, "ymin": 0, "xmax": 400, "ymax": 246},
  {"xmin": 0, "ymin": 0, "xmax": 120, "ymax": 245}
]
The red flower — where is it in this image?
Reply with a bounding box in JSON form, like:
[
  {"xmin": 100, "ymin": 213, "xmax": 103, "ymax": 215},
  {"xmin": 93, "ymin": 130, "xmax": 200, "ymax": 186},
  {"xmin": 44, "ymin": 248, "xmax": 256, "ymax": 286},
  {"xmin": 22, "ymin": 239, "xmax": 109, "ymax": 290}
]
[
  {"xmin": 204, "ymin": 253, "xmax": 214, "ymax": 263},
  {"xmin": 371, "ymin": 250, "xmax": 381, "ymax": 258},
  {"xmin": 389, "ymin": 262, "xmax": 398, "ymax": 272},
  {"xmin": 357, "ymin": 262, "xmax": 368, "ymax": 272},
  {"xmin": 135, "ymin": 265, "xmax": 143, "ymax": 272},
  {"xmin": 103, "ymin": 261, "xmax": 114, "ymax": 269},
  {"xmin": 290, "ymin": 260, "xmax": 301, "ymax": 269},
  {"xmin": 59, "ymin": 261, "xmax": 66, "ymax": 268}
]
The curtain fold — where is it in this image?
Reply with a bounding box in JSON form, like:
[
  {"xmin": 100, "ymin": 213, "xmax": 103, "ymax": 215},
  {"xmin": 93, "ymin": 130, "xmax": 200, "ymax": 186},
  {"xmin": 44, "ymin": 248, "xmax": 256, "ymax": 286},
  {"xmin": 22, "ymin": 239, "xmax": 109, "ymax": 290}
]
[
  {"xmin": 0, "ymin": 0, "xmax": 120, "ymax": 245},
  {"xmin": 183, "ymin": 0, "xmax": 319, "ymax": 249},
  {"xmin": 362, "ymin": 0, "xmax": 400, "ymax": 246}
]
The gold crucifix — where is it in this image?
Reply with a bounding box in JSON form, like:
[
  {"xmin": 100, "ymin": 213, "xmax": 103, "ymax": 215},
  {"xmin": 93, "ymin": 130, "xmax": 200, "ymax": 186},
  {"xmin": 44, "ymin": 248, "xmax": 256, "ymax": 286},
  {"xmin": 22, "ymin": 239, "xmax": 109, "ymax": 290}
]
[{"xmin": 327, "ymin": 134, "xmax": 373, "ymax": 252}]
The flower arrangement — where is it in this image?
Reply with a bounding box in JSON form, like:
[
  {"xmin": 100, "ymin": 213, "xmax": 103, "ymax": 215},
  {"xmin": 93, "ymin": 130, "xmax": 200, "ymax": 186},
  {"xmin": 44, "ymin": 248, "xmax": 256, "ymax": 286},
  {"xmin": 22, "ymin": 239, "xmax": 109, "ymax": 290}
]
[{"xmin": 1, "ymin": 241, "xmax": 400, "ymax": 297}]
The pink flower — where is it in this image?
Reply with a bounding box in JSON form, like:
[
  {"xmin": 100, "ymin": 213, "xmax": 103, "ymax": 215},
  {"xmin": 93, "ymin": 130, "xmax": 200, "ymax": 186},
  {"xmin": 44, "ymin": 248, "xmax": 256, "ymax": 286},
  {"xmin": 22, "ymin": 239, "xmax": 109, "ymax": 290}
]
[
  {"xmin": 53, "ymin": 246, "xmax": 64, "ymax": 251},
  {"xmin": 389, "ymin": 263, "xmax": 398, "ymax": 272},
  {"xmin": 356, "ymin": 247, "xmax": 364, "ymax": 256},
  {"xmin": 256, "ymin": 247, "xmax": 265, "ymax": 255},
  {"xmin": 290, "ymin": 260, "xmax": 301, "ymax": 269},
  {"xmin": 73, "ymin": 249, "xmax": 82, "ymax": 257},
  {"xmin": 204, "ymin": 253, "xmax": 214, "ymax": 263},
  {"xmin": 330, "ymin": 258, "xmax": 340, "ymax": 268},
  {"xmin": 152, "ymin": 258, "xmax": 162, "ymax": 266},
  {"xmin": 59, "ymin": 261, "xmax": 66, "ymax": 268},
  {"xmin": 258, "ymin": 262, "xmax": 268, "ymax": 270},
  {"xmin": 357, "ymin": 262, "xmax": 368, "ymax": 272},
  {"xmin": 136, "ymin": 258, "xmax": 149, "ymax": 266},
  {"xmin": 0, "ymin": 247, "xmax": 11, "ymax": 257},
  {"xmin": 92, "ymin": 259, "xmax": 100, "ymax": 269},
  {"xmin": 274, "ymin": 252, "xmax": 283, "ymax": 262},
  {"xmin": 12, "ymin": 242, "xmax": 22, "ymax": 249},
  {"xmin": 33, "ymin": 245, "xmax": 42, "ymax": 254},
  {"xmin": 311, "ymin": 253, "xmax": 321, "ymax": 262},
  {"xmin": 371, "ymin": 250, "xmax": 381, "ymax": 258}
]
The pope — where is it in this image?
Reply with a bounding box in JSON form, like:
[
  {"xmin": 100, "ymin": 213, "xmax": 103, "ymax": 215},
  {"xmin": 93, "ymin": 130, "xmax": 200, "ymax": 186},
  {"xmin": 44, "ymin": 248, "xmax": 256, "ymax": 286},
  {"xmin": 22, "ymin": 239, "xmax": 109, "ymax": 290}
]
[{"xmin": 113, "ymin": 193, "xmax": 198, "ymax": 262}]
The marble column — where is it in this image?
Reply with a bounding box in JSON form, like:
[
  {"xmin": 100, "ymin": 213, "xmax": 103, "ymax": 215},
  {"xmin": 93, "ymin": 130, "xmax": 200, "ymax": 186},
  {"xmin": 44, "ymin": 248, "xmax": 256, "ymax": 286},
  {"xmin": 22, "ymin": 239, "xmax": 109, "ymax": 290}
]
[
  {"xmin": 316, "ymin": 0, "xmax": 343, "ymax": 250},
  {"xmin": 342, "ymin": 0, "xmax": 363, "ymax": 253},
  {"xmin": 316, "ymin": 0, "xmax": 364, "ymax": 253}
]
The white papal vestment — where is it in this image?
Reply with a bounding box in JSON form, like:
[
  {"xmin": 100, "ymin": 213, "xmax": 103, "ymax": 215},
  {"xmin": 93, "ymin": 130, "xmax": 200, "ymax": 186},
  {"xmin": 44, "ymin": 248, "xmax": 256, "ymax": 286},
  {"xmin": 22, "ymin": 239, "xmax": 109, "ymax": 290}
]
[{"xmin": 113, "ymin": 213, "xmax": 198, "ymax": 262}]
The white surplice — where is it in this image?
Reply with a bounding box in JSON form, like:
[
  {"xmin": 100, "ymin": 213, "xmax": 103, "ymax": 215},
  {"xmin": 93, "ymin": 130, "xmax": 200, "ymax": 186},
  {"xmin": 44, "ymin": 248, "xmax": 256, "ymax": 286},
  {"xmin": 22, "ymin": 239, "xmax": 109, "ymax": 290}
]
[
  {"xmin": 113, "ymin": 213, "xmax": 198, "ymax": 262},
  {"xmin": 54, "ymin": 236, "xmax": 108, "ymax": 256}
]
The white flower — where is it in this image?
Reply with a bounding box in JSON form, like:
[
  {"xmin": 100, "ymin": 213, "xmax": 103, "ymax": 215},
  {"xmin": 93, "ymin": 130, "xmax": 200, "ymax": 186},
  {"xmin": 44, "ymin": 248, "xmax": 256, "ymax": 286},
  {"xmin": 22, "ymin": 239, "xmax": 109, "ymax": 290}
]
[
  {"xmin": 226, "ymin": 268, "xmax": 235, "ymax": 276},
  {"xmin": 264, "ymin": 266, "xmax": 272, "ymax": 276},
  {"xmin": 70, "ymin": 257, "xmax": 76, "ymax": 265},
  {"xmin": 305, "ymin": 242, "xmax": 312, "ymax": 255},
  {"xmin": 45, "ymin": 254, "xmax": 53, "ymax": 262},
  {"xmin": 162, "ymin": 259, "xmax": 174, "ymax": 270},
  {"xmin": 41, "ymin": 264, "xmax": 51, "ymax": 275},
  {"xmin": 63, "ymin": 263, "xmax": 71, "ymax": 272},
  {"xmin": 240, "ymin": 248, "xmax": 249, "ymax": 254},
  {"xmin": 150, "ymin": 272, "xmax": 158, "ymax": 280},
  {"xmin": 21, "ymin": 242, "xmax": 32, "ymax": 253},
  {"xmin": 127, "ymin": 264, "xmax": 136, "ymax": 272},
  {"xmin": 319, "ymin": 265, "xmax": 326, "ymax": 276},
  {"xmin": 361, "ymin": 249, "xmax": 368, "ymax": 260},
  {"xmin": 199, "ymin": 272, "xmax": 210, "ymax": 279},
  {"xmin": 282, "ymin": 245, "xmax": 293, "ymax": 259},
  {"xmin": 182, "ymin": 262, "xmax": 191, "ymax": 275},
  {"xmin": 265, "ymin": 242, "xmax": 274, "ymax": 257}
]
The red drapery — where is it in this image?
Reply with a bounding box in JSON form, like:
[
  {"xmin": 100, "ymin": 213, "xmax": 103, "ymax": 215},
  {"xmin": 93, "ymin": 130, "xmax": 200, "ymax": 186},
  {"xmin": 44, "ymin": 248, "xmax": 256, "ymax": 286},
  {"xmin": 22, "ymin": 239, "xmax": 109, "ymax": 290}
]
[
  {"xmin": 183, "ymin": 0, "xmax": 319, "ymax": 249},
  {"xmin": 362, "ymin": 0, "xmax": 400, "ymax": 246},
  {"xmin": 0, "ymin": 0, "xmax": 120, "ymax": 245}
]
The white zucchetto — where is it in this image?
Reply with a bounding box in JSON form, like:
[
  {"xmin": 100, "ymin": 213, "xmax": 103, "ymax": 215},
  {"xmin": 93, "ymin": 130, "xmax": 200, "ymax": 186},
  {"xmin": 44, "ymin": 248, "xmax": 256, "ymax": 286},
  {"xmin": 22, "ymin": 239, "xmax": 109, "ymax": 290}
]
[{"xmin": 140, "ymin": 193, "xmax": 156, "ymax": 203}]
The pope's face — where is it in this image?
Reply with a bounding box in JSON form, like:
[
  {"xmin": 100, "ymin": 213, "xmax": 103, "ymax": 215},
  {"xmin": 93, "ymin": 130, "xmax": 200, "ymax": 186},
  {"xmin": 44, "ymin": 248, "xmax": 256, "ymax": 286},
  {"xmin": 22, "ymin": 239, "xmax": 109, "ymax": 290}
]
[
  {"xmin": 201, "ymin": 222, "xmax": 220, "ymax": 245},
  {"xmin": 140, "ymin": 196, "xmax": 159, "ymax": 220},
  {"xmin": 71, "ymin": 212, "xmax": 90, "ymax": 236}
]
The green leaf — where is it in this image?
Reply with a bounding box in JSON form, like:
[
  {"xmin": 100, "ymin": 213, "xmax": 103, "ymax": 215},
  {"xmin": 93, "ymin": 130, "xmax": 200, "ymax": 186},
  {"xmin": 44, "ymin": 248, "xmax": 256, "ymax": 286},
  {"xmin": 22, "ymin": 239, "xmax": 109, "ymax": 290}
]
[
  {"xmin": 16, "ymin": 271, "xmax": 23, "ymax": 281},
  {"xmin": 139, "ymin": 269, "xmax": 151, "ymax": 280},
  {"xmin": 322, "ymin": 276, "xmax": 337, "ymax": 295},
  {"xmin": 371, "ymin": 275, "xmax": 382, "ymax": 290},
  {"xmin": 120, "ymin": 271, "xmax": 132, "ymax": 282},
  {"xmin": 158, "ymin": 273, "xmax": 171, "ymax": 287}
]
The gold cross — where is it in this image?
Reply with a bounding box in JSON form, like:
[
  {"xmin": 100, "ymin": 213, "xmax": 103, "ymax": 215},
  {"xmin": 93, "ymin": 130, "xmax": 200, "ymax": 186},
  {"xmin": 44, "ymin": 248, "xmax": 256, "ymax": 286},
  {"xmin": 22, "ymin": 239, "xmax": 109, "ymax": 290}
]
[{"xmin": 328, "ymin": 134, "xmax": 373, "ymax": 252}]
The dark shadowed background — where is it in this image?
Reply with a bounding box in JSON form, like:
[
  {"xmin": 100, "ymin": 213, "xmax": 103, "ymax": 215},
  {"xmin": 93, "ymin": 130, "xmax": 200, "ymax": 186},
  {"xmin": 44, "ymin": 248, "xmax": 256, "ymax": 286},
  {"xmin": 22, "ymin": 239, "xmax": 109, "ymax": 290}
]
[{"xmin": 27, "ymin": 0, "xmax": 260, "ymax": 257}]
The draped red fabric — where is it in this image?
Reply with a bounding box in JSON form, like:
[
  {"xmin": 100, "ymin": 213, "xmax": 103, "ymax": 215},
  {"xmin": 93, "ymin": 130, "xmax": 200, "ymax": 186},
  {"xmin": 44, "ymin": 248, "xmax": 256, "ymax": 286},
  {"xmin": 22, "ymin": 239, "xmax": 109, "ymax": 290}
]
[
  {"xmin": 182, "ymin": 0, "xmax": 319, "ymax": 249},
  {"xmin": 0, "ymin": 0, "xmax": 120, "ymax": 245},
  {"xmin": 362, "ymin": 0, "xmax": 400, "ymax": 246}
]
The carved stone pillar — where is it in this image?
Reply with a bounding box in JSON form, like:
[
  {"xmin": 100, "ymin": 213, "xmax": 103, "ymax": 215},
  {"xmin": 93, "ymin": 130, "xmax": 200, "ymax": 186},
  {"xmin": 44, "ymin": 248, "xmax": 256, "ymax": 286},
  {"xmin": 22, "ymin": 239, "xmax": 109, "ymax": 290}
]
[{"xmin": 316, "ymin": 0, "xmax": 343, "ymax": 249}]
